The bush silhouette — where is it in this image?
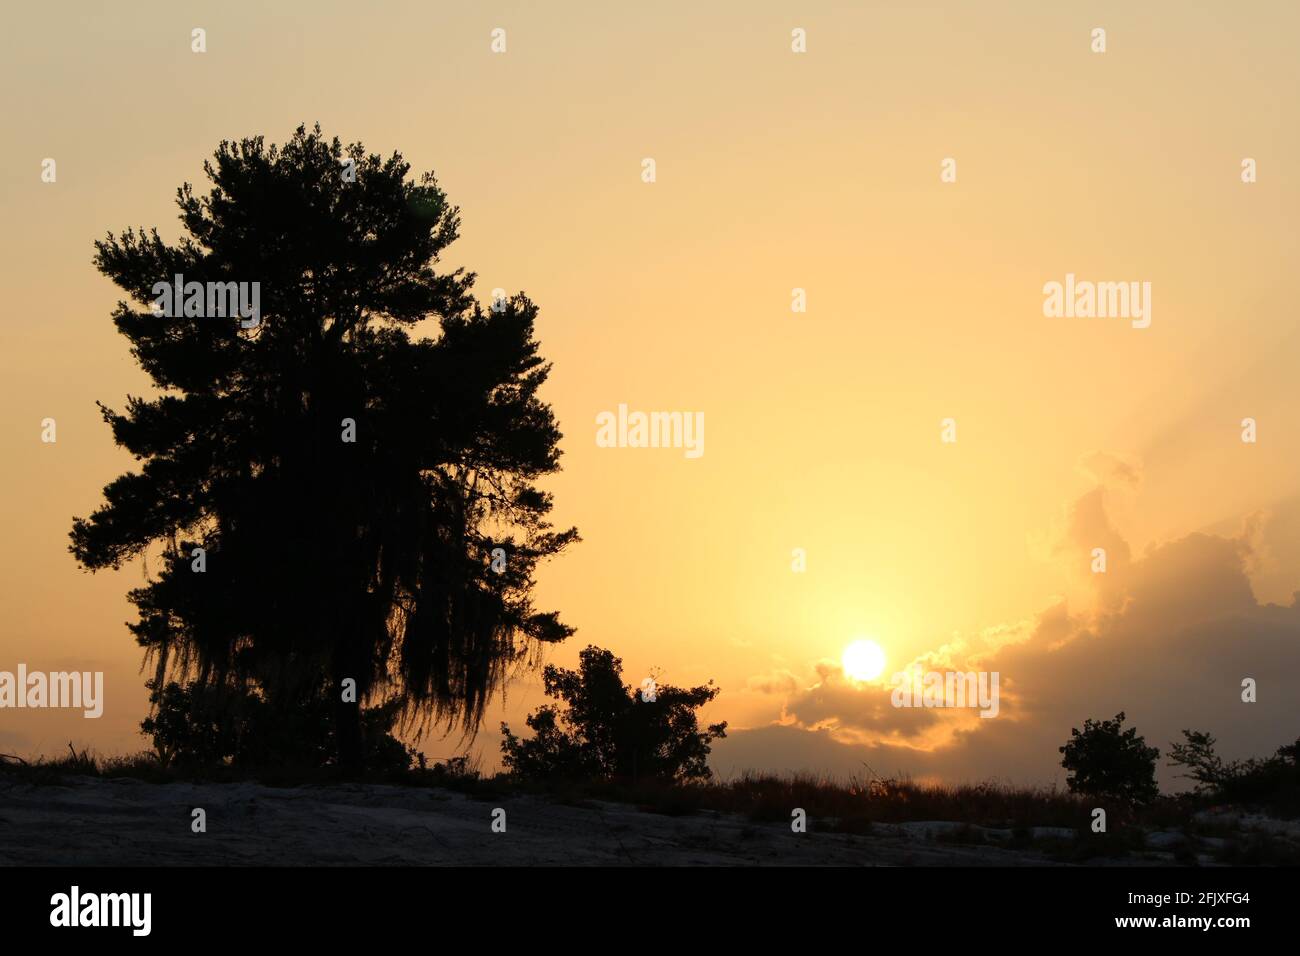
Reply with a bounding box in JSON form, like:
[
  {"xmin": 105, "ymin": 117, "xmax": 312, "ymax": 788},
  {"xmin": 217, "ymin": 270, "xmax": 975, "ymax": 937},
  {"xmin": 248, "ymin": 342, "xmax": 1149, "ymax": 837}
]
[
  {"xmin": 141, "ymin": 678, "xmax": 413, "ymax": 773},
  {"xmin": 1059, "ymin": 711, "xmax": 1160, "ymax": 805},
  {"xmin": 501, "ymin": 645, "xmax": 727, "ymax": 783},
  {"xmin": 1169, "ymin": 729, "xmax": 1300, "ymax": 815},
  {"xmin": 140, "ymin": 679, "xmax": 237, "ymax": 768}
]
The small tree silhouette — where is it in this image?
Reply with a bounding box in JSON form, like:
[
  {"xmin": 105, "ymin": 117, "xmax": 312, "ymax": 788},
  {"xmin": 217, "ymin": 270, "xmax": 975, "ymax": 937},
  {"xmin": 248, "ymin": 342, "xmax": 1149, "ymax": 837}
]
[
  {"xmin": 1167, "ymin": 729, "xmax": 1228, "ymax": 793},
  {"xmin": 1168, "ymin": 729, "xmax": 1300, "ymax": 813},
  {"xmin": 500, "ymin": 645, "xmax": 727, "ymax": 783},
  {"xmin": 1059, "ymin": 711, "xmax": 1160, "ymax": 805}
]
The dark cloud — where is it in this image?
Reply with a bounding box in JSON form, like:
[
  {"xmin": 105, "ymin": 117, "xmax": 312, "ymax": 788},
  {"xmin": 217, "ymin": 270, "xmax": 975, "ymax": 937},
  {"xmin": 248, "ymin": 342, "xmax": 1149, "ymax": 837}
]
[
  {"xmin": 715, "ymin": 486, "xmax": 1300, "ymax": 789},
  {"xmin": 782, "ymin": 663, "xmax": 939, "ymax": 741}
]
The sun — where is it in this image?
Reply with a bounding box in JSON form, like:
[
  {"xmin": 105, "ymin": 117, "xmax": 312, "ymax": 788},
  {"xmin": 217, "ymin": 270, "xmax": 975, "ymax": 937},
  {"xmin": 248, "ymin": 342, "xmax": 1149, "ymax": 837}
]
[{"xmin": 842, "ymin": 639, "xmax": 886, "ymax": 682}]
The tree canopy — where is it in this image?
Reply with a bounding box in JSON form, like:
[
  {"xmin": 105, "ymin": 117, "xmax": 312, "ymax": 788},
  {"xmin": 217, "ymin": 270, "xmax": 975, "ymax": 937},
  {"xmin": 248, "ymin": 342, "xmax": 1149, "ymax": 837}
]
[
  {"xmin": 72, "ymin": 124, "xmax": 577, "ymax": 769},
  {"xmin": 1059, "ymin": 712, "xmax": 1160, "ymax": 805}
]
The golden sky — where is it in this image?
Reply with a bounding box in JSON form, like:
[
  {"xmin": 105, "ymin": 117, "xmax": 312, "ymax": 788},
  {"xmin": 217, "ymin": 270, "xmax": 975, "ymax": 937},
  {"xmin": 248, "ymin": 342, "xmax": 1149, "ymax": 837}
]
[{"xmin": 2, "ymin": 1, "xmax": 1298, "ymax": 786}]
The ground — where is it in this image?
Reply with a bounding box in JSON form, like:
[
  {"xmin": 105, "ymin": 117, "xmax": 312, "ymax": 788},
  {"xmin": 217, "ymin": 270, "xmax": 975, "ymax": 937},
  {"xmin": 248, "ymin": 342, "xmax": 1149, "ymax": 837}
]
[{"xmin": 0, "ymin": 775, "xmax": 1241, "ymax": 866}]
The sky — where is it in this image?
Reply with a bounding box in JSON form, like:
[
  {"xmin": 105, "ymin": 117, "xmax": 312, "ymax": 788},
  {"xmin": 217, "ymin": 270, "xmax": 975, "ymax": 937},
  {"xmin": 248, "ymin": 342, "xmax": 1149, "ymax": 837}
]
[{"xmin": 1, "ymin": 1, "xmax": 1298, "ymax": 789}]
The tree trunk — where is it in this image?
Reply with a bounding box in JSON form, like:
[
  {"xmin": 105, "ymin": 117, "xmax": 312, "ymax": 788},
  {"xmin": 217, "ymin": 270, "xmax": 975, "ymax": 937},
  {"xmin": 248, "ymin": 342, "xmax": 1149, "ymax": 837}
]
[{"xmin": 335, "ymin": 695, "xmax": 364, "ymax": 776}]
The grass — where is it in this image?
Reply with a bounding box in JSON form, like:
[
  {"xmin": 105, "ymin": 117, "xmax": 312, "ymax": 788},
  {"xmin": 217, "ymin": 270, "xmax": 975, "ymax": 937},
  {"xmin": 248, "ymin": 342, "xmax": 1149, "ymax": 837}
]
[
  {"xmin": 7, "ymin": 747, "xmax": 1299, "ymax": 863},
  {"xmin": 707, "ymin": 771, "xmax": 1098, "ymax": 828},
  {"xmin": 0, "ymin": 747, "xmax": 1217, "ymax": 829}
]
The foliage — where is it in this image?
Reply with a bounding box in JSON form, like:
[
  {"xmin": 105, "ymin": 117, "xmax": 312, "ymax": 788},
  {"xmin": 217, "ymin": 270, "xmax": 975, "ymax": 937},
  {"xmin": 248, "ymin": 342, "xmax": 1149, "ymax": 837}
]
[
  {"xmin": 1059, "ymin": 711, "xmax": 1160, "ymax": 805},
  {"xmin": 1167, "ymin": 729, "xmax": 1228, "ymax": 793},
  {"xmin": 501, "ymin": 645, "xmax": 726, "ymax": 783},
  {"xmin": 141, "ymin": 678, "xmax": 413, "ymax": 773},
  {"xmin": 1169, "ymin": 729, "xmax": 1300, "ymax": 816},
  {"xmin": 70, "ymin": 125, "xmax": 576, "ymax": 768}
]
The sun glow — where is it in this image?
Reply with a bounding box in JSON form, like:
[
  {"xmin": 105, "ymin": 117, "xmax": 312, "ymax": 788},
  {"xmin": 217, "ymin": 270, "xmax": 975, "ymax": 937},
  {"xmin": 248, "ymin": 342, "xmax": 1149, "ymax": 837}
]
[{"xmin": 842, "ymin": 639, "xmax": 886, "ymax": 682}]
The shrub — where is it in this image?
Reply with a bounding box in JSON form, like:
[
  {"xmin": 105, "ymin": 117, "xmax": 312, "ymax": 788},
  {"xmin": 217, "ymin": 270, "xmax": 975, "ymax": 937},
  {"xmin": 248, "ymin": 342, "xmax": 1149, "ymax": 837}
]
[
  {"xmin": 1169, "ymin": 729, "xmax": 1300, "ymax": 817},
  {"xmin": 500, "ymin": 645, "xmax": 726, "ymax": 783},
  {"xmin": 140, "ymin": 679, "xmax": 413, "ymax": 773},
  {"xmin": 1059, "ymin": 712, "xmax": 1160, "ymax": 805}
]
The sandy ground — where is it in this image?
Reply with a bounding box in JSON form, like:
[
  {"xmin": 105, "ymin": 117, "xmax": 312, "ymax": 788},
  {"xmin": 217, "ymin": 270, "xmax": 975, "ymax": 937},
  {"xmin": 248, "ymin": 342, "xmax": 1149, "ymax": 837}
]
[{"xmin": 0, "ymin": 775, "xmax": 1201, "ymax": 866}]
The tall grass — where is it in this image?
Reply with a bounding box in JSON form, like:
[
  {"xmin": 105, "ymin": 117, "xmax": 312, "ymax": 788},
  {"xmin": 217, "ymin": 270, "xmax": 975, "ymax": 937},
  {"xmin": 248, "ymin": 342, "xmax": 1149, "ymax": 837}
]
[{"xmin": 0, "ymin": 746, "xmax": 1261, "ymax": 835}]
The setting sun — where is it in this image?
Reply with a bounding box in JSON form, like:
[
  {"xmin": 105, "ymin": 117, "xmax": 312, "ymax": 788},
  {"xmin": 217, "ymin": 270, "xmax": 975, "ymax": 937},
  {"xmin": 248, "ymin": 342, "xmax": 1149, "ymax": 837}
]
[{"xmin": 842, "ymin": 640, "xmax": 887, "ymax": 682}]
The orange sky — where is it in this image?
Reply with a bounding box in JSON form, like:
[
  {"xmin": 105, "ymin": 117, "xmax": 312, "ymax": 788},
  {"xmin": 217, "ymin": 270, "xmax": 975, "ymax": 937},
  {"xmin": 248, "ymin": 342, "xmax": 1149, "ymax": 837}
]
[{"xmin": 2, "ymin": 1, "xmax": 1298, "ymax": 786}]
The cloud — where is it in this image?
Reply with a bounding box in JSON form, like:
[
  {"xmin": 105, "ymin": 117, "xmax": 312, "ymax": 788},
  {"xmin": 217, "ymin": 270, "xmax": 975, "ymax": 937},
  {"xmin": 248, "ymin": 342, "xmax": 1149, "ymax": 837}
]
[
  {"xmin": 1079, "ymin": 451, "xmax": 1141, "ymax": 490},
  {"xmin": 714, "ymin": 464, "xmax": 1300, "ymax": 789},
  {"xmin": 745, "ymin": 669, "xmax": 799, "ymax": 695},
  {"xmin": 781, "ymin": 661, "xmax": 941, "ymax": 743},
  {"xmin": 1062, "ymin": 486, "xmax": 1132, "ymax": 586}
]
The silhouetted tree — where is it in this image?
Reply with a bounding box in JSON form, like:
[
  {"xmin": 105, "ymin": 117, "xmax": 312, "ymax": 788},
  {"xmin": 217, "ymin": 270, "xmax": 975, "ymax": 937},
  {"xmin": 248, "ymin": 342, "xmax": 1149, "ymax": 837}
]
[
  {"xmin": 501, "ymin": 645, "xmax": 727, "ymax": 782},
  {"xmin": 1059, "ymin": 712, "xmax": 1160, "ymax": 805},
  {"xmin": 1167, "ymin": 729, "xmax": 1228, "ymax": 793},
  {"xmin": 72, "ymin": 125, "xmax": 577, "ymax": 771},
  {"xmin": 1169, "ymin": 729, "xmax": 1300, "ymax": 814}
]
